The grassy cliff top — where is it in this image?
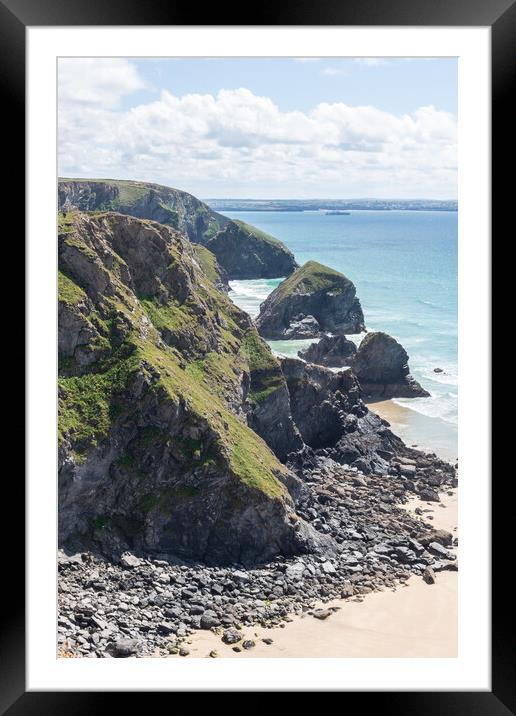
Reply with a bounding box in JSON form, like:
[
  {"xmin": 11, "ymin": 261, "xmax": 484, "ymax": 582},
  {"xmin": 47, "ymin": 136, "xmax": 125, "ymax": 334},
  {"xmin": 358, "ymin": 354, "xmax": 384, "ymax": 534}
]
[
  {"xmin": 230, "ymin": 219, "xmax": 286, "ymax": 249},
  {"xmin": 273, "ymin": 260, "xmax": 352, "ymax": 300},
  {"xmin": 58, "ymin": 177, "xmax": 190, "ymax": 206}
]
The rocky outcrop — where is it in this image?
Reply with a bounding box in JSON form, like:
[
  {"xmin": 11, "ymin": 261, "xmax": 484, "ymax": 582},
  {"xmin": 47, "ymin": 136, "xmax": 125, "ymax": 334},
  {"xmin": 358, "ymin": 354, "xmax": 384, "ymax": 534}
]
[
  {"xmin": 256, "ymin": 261, "xmax": 365, "ymax": 339},
  {"xmin": 298, "ymin": 334, "xmax": 357, "ymax": 367},
  {"xmin": 58, "ymin": 210, "xmax": 319, "ymax": 565},
  {"xmin": 351, "ymin": 332, "xmax": 429, "ymax": 399},
  {"xmin": 206, "ymin": 220, "xmax": 297, "ymax": 280},
  {"xmin": 58, "ymin": 179, "xmax": 296, "ymax": 282},
  {"xmin": 280, "ymin": 358, "xmax": 367, "ymax": 450}
]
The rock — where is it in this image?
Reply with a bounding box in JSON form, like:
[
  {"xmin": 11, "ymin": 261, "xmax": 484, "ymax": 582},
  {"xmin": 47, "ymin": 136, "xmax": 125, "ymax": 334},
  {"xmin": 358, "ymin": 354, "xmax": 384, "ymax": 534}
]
[
  {"xmin": 280, "ymin": 358, "xmax": 365, "ymax": 449},
  {"xmin": 428, "ymin": 542, "xmax": 450, "ymax": 558},
  {"xmin": 256, "ymin": 261, "xmax": 365, "ymax": 339},
  {"xmin": 157, "ymin": 621, "xmax": 175, "ymax": 635},
  {"xmin": 209, "ymin": 650, "xmax": 218, "ymax": 658},
  {"xmin": 433, "ymin": 368, "xmax": 444, "ymax": 373},
  {"xmin": 179, "ymin": 647, "xmax": 190, "ymax": 657},
  {"xmin": 242, "ymin": 640, "xmax": 256, "ymax": 650},
  {"xmin": 312, "ymin": 609, "xmax": 332, "ymax": 620},
  {"xmin": 112, "ymin": 638, "xmax": 139, "ymax": 657},
  {"xmin": 321, "ymin": 561, "xmax": 337, "ymax": 574},
  {"xmin": 200, "ymin": 611, "xmax": 221, "ymax": 630},
  {"xmin": 286, "ymin": 562, "xmax": 306, "ymax": 581},
  {"xmin": 399, "ymin": 464, "xmax": 417, "ymax": 477},
  {"xmin": 419, "ymin": 488, "xmax": 440, "ymax": 503},
  {"xmin": 284, "ymin": 315, "xmax": 321, "ymax": 339},
  {"xmin": 222, "ymin": 628, "xmax": 242, "ymax": 645},
  {"xmin": 422, "ymin": 567, "xmax": 436, "ymax": 584},
  {"xmin": 206, "ymin": 219, "xmax": 297, "ymax": 280},
  {"xmin": 120, "ymin": 553, "xmax": 142, "ymax": 569},
  {"xmin": 298, "ymin": 334, "xmax": 357, "ymax": 368},
  {"xmin": 262, "ymin": 638, "xmax": 274, "ymax": 645},
  {"xmin": 351, "ymin": 332, "xmax": 430, "ymax": 399},
  {"xmin": 418, "ymin": 529, "xmax": 453, "ymax": 547}
]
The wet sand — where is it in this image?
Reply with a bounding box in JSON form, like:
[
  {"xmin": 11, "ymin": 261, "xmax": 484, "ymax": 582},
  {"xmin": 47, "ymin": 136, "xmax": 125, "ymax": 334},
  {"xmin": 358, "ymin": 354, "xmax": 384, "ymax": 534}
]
[
  {"xmin": 173, "ymin": 490, "xmax": 458, "ymax": 659},
  {"xmin": 367, "ymin": 399, "xmax": 458, "ymax": 464}
]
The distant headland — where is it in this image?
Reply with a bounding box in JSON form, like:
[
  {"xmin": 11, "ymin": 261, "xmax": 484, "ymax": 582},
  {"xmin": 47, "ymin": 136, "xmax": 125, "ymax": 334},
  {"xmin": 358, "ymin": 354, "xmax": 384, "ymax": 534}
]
[{"xmin": 205, "ymin": 198, "xmax": 458, "ymax": 213}]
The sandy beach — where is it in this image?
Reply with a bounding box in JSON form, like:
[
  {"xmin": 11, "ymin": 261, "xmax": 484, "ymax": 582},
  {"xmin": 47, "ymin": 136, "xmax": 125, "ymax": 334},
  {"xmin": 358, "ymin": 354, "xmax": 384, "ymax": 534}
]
[
  {"xmin": 367, "ymin": 399, "xmax": 458, "ymax": 464},
  {"xmin": 173, "ymin": 489, "xmax": 458, "ymax": 659}
]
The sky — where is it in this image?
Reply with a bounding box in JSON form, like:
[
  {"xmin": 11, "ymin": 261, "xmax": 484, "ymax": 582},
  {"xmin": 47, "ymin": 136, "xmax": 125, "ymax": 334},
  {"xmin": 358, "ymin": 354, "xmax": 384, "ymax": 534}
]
[{"xmin": 58, "ymin": 57, "xmax": 457, "ymax": 200}]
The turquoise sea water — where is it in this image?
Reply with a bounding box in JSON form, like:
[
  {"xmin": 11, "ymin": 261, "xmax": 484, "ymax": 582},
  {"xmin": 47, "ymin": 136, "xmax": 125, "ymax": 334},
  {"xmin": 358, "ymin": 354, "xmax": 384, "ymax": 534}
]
[{"xmin": 226, "ymin": 209, "xmax": 458, "ymax": 442}]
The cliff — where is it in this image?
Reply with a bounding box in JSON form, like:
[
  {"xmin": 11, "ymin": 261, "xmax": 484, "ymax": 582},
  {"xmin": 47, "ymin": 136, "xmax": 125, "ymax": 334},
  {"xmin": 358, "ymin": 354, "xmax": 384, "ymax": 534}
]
[
  {"xmin": 58, "ymin": 179, "xmax": 296, "ymax": 281},
  {"xmin": 206, "ymin": 219, "xmax": 297, "ymax": 280},
  {"xmin": 58, "ymin": 210, "xmax": 312, "ymax": 565},
  {"xmin": 255, "ymin": 260, "xmax": 365, "ymax": 339}
]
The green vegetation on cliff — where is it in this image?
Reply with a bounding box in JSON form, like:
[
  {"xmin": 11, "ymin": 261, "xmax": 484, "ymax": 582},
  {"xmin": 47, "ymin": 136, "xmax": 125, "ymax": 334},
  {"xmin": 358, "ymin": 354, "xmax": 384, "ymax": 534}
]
[
  {"xmin": 241, "ymin": 329, "xmax": 284, "ymax": 404},
  {"xmin": 232, "ymin": 219, "xmax": 284, "ymax": 248},
  {"xmin": 192, "ymin": 244, "xmax": 226, "ymax": 287},
  {"xmin": 58, "ymin": 211, "xmax": 288, "ymax": 502},
  {"xmin": 275, "ymin": 260, "xmax": 350, "ymax": 299},
  {"xmin": 58, "ymin": 269, "xmax": 86, "ymax": 305}
]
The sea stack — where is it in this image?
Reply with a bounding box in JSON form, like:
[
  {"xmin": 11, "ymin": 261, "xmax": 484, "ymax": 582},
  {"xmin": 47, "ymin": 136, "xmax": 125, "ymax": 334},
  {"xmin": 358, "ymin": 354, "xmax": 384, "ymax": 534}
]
[
  {"xmin": 256, "ymin": 261, "xmax": 365, "ymax": 339},
  {"xmin": 352, "ymin": 331, "xmax": 430, "ymax": 399}
]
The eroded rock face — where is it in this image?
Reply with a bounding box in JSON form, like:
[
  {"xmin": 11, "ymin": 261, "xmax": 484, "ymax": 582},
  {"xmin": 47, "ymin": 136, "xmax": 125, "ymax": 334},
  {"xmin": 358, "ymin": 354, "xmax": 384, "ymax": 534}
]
[
  {"xmin": 298, "ymin": 334, "xmax": 357, "ymax": 367},
  {"xmin": 58, "ymin": 180, "xmax": 296, "ymax": 283},
  {"xmin": 280, "ymin": 358, "xmax": 367, "ymax": 449},
  {"xmin": 256, "ymin": 261, "xmax": 365, "ymax": 339},
  {"xmin": 279, "ymin": 357, "xmax": 421, "ymax": 477},
  {"xmin": 206, "ymin": 220, "xmax": 297, "ymax": 280},
  {"xmin": 352, "ymin": 332, "xmax": 429, "ymax": 399},
  {"xmin": 58, "ymin": 211, "xmax": 319, "ymax": 565},
  {"xmin": 58, "ymin": 179, "xmax": 229, "ymax": 245}
]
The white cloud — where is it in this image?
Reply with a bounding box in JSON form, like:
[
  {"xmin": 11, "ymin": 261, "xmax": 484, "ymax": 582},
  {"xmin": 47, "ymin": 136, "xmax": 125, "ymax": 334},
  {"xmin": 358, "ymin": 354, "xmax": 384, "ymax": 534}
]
[
  {"xmin": 58, "ymin": 67, "xmax": 457, "ymax": 199},
  {"xmin": 293, "ymin": 58, "xmax": 321, "ymax": 63},
  {"xmin": 58, "ymin": 58, "xmax": 146, "ymax": 108}
]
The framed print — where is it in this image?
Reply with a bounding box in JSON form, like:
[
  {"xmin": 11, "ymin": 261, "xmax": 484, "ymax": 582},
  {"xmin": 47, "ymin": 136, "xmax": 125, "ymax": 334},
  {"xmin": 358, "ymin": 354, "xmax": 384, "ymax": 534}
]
[{"xmin": 2, "ymin": 0, "xmax": 508, "ymax": 708}]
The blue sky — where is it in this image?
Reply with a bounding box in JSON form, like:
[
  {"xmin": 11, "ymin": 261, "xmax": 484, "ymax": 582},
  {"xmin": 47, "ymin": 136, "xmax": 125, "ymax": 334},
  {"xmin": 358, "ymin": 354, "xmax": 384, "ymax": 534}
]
[
  {"xmin": 58, "ymin": 57, "xmax": 457, "ymax": 199},
  {"xmin": 128, "ymin": 58, "xmax": 457, "ymax": 116}
]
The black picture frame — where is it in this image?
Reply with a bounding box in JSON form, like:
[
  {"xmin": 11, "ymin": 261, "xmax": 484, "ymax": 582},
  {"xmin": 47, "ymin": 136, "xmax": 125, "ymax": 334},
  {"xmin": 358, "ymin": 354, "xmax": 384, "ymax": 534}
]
[{"xmin": 2, "ymin": 0, "xmax": 507, "ymax": 709}]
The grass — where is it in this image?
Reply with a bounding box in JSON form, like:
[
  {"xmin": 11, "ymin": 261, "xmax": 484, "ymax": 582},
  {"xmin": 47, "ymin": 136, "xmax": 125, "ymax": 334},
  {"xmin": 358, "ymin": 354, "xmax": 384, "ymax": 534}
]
[
  {"xmin": 58, "ymin": 212, "xmax": 76, "ymax": 234},
  {"xmin": 273, "ymin": 260, "xmax": 350, "ymax": 300},
  {"xmin": 232, "ymin": 219, "xmax": 285, "ymax": 249},
  {"xmin": 58, "ymin": 338, "xmax": 139, "ymax": 449},
  {"xmin": 58, "ymin": 269, "xmax": 86, "ymax": 305},
  {"xmin": 241, "ymin": 329, "xmax": 284, "ymax": 404},
  {"xmin": 192, "ymin": 245, "xmax": 222, "ymax": 285}
]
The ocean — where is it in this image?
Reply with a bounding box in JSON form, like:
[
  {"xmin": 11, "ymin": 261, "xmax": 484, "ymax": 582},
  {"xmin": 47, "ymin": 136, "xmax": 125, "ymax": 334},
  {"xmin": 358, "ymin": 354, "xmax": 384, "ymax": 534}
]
[{"xmin": 225, "ymin": 209, "xmax": 458, "ymax": 461}]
